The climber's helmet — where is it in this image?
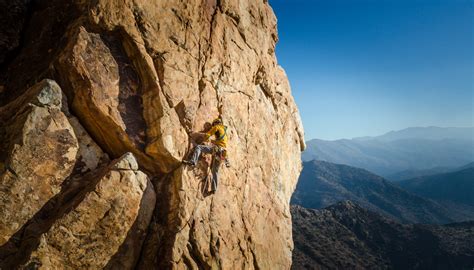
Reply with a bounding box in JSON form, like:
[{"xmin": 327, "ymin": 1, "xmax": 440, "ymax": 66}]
[{"xmin": 212, "ymin": 118, "xmax": 222, "ymax": 126}]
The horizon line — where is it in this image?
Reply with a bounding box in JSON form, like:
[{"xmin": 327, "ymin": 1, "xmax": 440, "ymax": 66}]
[{"xmin": 306, "ymin": 125, "xmax": 474, "ymax": 142}]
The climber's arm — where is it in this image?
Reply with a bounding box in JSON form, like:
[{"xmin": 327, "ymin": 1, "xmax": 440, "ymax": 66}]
[{"xmin": 203, "ymin": 126, "xmax": 217, "ymax": 141}]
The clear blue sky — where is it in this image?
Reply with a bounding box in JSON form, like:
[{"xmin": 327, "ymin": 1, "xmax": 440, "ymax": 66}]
[{"xmin": 270, "ymin": 0, "xmax": 473, "ymax": 140}]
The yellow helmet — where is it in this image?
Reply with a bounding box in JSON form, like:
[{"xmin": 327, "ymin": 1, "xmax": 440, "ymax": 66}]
[{"xmin": 212, "ymin": 118, "xmax": 222, "ymax": 125}]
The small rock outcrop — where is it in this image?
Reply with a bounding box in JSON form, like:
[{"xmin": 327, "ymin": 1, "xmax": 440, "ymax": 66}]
[{"xmin": 0, "ymin": 0, "xmax": 304, "ymax": 269}]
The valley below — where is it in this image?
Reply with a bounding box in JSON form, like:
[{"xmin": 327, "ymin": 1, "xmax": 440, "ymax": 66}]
[
  {"xmin": 291, "ymin": 202, "xmax": 474, "ymax": 270},
  {"xmin": 292, "ymin": 129, "xmax": 474, "ymax": 269}
]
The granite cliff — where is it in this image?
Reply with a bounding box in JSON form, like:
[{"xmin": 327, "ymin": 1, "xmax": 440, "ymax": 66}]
[{"xmin": 0, "ymin": 0, "xmax": 305, "ymax": 269}]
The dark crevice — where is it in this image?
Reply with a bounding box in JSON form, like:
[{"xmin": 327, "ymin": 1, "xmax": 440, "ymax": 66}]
[
  {"xmin": 181, "ymin": 254, "xmax": 195, "ymax": 269},
  {"xmin": 136, "ymin": 173, "xmax": 177, "ymax": 270},
  {"xmin": 0, "ymin": 0, "xmax": 37, "ymax": 105},
  {"xmin": 0, "ymin": 0, "xmax": 36, "ymax": 74},
  {"xmin": 197, "ymin": 0, "xmax": 223, "ymax": 119},
  {"xmin": 152, "ymin": 51, "xmax": 175, "ymax": 109},
  {"xmin": 101, "ymin": 31, "xmax": 147, "ymax": 151},
  {"xmin": 0, "ymin": 0, "xmax": 81, "ymax": 106},
  {"xmin": 224, "ymin": 10, "xmax": 240, "ymax": 25},
  {"xmin": 250, "ymin": 245, "xmax": 261, "ymax": 270}
]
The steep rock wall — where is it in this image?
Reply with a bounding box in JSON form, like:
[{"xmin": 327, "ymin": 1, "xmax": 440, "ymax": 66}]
[{"xmin": 0, "ymin": 0, "xmax": 305, "ymax": 269}]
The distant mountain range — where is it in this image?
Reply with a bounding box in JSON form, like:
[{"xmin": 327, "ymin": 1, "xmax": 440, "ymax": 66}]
[
  {"xmin": 388, "ymin": 161, "xmax": 474, "ymax": 181},
  {"xmin": 355, "ymin": 126, "xmax": 474, "ymax": 142},
  {"xmin": 398, "ymin": 167, "xmax": 474, "ymax": 209},
  {"xmin": 291, "ymin": 160, "xmax": 474, "ymax": 223},
  {"xmin": 303, "ymin": 127, "xmax": 474, "ymax": 178},
  {"xmin": 292, "ymin": 127, "xmax": 474, "ymax": 269},
  {"xmin": 291, "ymin": 202, "xmax": 474, "ymax": 270}
]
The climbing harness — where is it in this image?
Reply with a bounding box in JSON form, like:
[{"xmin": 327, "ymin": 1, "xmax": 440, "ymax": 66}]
[{"xmin": 212, "ymin": 145, "xmax": 226, "ymax": 161}]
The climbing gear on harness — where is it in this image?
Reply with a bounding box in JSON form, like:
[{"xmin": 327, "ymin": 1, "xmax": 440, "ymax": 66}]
[
  {"xmin": 213, "ymin": 145, "xmax": 230, "ymax": 168},
  {"xmin": 213, "ymin": 145, "xmax": 226, "ymax": 160},
  {"xmin": 209, "ymin": 142, "xmax": 229, "ymax": 165}
]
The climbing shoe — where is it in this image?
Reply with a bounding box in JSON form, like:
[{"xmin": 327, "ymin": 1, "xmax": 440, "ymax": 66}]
[{"xmin": 182, "ymin": 160, "xmax": 195, "ymax": 166}]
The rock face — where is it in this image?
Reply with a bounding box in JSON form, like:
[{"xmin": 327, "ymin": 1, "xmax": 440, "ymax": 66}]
[
  {"xmin": 0, "ymin": 81, "xmax": 156, "ymax": 269},
  {"xmin": 0, "ymin": 80, "xmax": 78, "ymax": 246},
  {"xmin": 24, "ymin": 153, "xmax": 155, "ymax": 269},
  {"xmin": 0, "ymin": 0, "xmax": 304, "ymax": 269}
]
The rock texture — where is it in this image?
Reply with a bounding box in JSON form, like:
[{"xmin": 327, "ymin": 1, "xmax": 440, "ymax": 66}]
[
  {"xmin": 291, "ymin": 202, "xmax": 474, "ymax": 270},
  {"xmin": 0, "ymin": 81, "xmax": 155, "ymax": 269},
  {"xmin": 0, "ymin": 80, "xmax": 78, "ymax": 246},
  {"xmin": 23, "ymin": 153, "xmax": 155, "ymax": 269},
  {"xmin": 0, "ymin": 0, "xmax": 304, "ymax": 269}
]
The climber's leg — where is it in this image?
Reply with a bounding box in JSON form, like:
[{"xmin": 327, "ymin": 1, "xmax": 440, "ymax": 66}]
[
  {"xmin": 183, "ymin": 144, "xmax": 213, "ymax": 166},
  {"xmin": 220, "ymin": 148, "xmax": 230, "ymax": 167},
  {"xmin": 211, "ymin": 158, "xmax": 221, "ymax": 192}
]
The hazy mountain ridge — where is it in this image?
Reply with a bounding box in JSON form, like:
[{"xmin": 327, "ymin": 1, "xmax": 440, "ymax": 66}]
[
  {"xmin": 388, "ymin": 161, "xmax": 474, "ymax": 181},
  {"xmin": 398, "ymin": 167, "xmax": 474, "ymax": 208},
  {"xmin": 355, "ymin": 126, "xmax": 474, "ymax": 142},
  {"xmin": 291, "ymin": 202, "xmax": 474, "ymax": 270},
  {"xmin": 291, "ymin": 160, "xmax": 474, "ymax": 224},
  {"xmin": 303, "ymin": 127, "xmax": 474, "ymax": 177},
  {"xmin": 388, "ymin": 166, "xmax": 455, "ymax": 182}
]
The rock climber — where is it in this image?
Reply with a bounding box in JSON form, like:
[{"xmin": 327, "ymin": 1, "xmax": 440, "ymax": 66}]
[{"xmin": 183, "ymin": 117, "xmax": 230, "ymax": 193}]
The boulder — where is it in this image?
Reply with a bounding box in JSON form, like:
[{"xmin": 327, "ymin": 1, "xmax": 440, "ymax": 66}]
[
  {"xmin": 22, "ymin": 153, "xmax": 156, "ymax": 269},
  {"xmin": 0, "ymin": 80, "xmax": 78, "ymax": 246}
]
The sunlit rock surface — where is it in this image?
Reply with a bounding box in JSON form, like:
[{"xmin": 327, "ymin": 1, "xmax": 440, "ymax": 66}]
[
  {"xmin": 23, "ymin": 153, "xmax": 155, "ymax": 269},
  {"xmin": 0, "ymin": 0, "xmax": 304, "ymax": 268}
]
